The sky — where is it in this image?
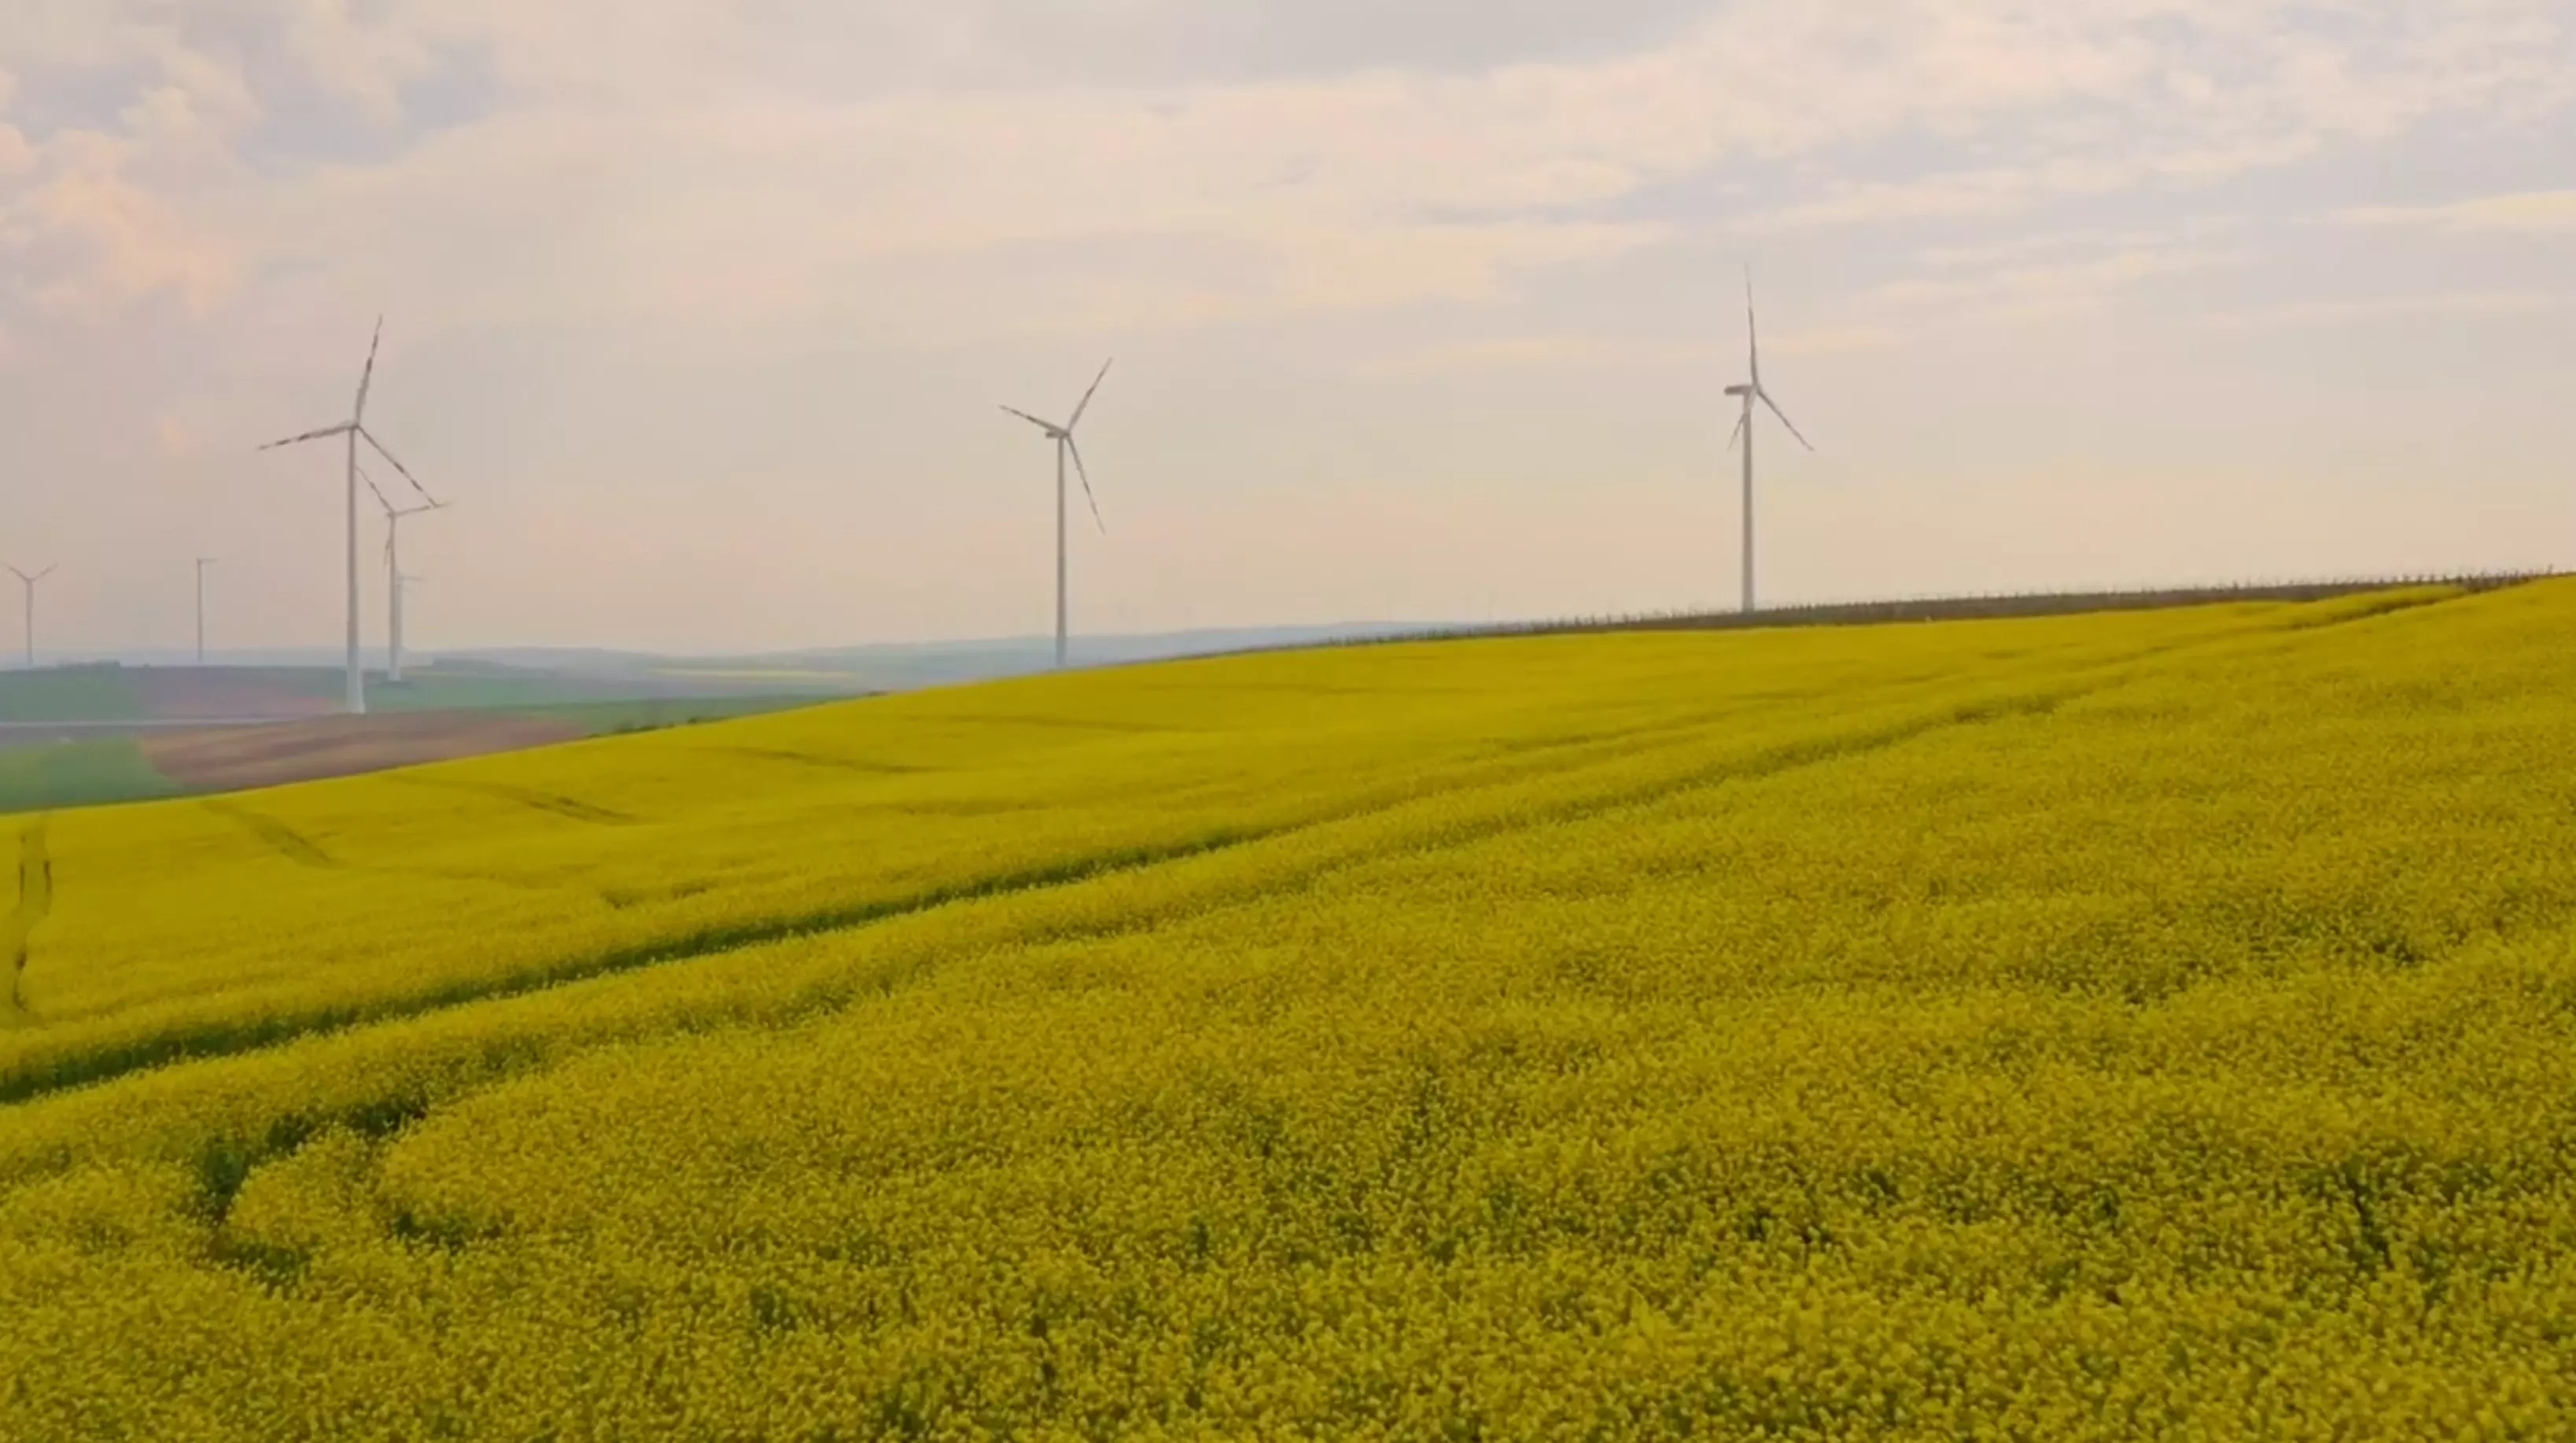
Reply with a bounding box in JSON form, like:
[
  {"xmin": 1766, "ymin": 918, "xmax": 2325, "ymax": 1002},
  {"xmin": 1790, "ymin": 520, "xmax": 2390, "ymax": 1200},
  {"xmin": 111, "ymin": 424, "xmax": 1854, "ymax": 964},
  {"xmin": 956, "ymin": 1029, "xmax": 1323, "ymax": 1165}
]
[{"xmin": 1, "ymin": 0, "xmax": 2571, "ymax": 656}]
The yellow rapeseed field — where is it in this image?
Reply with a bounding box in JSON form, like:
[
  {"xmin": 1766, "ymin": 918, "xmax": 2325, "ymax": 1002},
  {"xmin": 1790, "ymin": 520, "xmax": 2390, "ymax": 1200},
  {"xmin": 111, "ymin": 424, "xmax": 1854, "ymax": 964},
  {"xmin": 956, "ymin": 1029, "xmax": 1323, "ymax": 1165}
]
[{"xmin": 5, "ymin": 581, "xmax": 2574, "ymax": 1439}]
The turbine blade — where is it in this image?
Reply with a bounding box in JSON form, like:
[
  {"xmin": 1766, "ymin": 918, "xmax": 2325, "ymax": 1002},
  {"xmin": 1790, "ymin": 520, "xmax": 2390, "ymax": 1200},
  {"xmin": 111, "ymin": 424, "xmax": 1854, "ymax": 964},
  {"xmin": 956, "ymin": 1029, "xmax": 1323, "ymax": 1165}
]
[
  {"xmin": 1067, "ymin": 437, "xmax": 1107, "ymax": 533},
  {"xmin": 1725, "ymin": 410, "xmax": 1747, "ymax": 453},
  {"xmin": 1759, "ymin": 389, "xmax": 1816, "ymax": 452},
  {"xmin": 357, "ymin": 464, "xmax": 395, "ymax": 515},
  {"xmin": 256, "ymin": 422, "xmax": 355, "ymax": 451},
  {"xmin": 1745, "ymin": 264, "xmax": 1761, "ymax": 389},
  {"xmin": 359, "ymin": 426, "xmax": 437, "ymax": 504},
  {"xmin": 354, "ymin": 316, "xmax": 384, "ymax": 421},
  {"xmin": 1001, "ymin": 404, "xmax": 1063, "ymax": 434},
  {"xmin": 1067, "ymin": 357, "xmax": 1114, "ymax": 433}
]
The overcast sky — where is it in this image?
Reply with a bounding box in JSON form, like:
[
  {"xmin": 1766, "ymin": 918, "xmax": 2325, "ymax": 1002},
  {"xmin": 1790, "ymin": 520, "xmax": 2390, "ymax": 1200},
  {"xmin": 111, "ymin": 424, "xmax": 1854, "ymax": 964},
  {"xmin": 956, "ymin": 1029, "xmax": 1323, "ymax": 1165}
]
[{"xmin": 2, "ymin": 0, "xmax": 2570, "ymax": 655}]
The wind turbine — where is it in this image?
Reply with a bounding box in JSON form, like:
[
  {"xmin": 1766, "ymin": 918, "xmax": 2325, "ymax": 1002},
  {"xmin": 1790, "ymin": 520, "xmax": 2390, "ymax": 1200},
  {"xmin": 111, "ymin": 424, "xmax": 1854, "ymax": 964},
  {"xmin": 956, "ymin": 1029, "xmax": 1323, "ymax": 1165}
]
[
  {"xmin": 6, "ymin": 566, "xmax": 53, "ymax": 670},
  {"xmin": 1724, "ymin": 268, "xmax": 1815, "ymax": 613},
  {"xmin": 256, "ymin": 317, "xmax": 434, "ymax": 714},
  {"xmin": 362, "ymin": 467, "xmax": 445, "ymax": 684},
  {"xmin": 1001, "ymin": 359, "xmax": 1112, "ymax": 669}
]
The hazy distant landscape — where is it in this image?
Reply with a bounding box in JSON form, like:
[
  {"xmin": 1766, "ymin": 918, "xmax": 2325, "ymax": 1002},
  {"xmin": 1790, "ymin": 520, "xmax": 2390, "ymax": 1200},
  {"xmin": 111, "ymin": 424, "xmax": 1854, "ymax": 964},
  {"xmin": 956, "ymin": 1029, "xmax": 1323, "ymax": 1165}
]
[
  {"xmin": 14, "ymin": 583, "xmax": 2541, "ymax": 816},
  {"xmin": 0, "ymin": 622, "xmax": 1451, "ymax": 811}
]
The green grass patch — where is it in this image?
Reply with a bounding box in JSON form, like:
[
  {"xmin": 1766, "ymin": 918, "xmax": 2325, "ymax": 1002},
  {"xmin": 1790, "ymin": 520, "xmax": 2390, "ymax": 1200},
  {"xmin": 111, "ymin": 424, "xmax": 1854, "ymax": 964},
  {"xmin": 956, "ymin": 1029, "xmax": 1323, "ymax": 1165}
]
[
  {"xmin": 0, "ymin": 667, "xmax": 146, "ymax": 723},
  {"xmin": 0, "ymin": 740, "xmax": 180, "ymax": 814}
]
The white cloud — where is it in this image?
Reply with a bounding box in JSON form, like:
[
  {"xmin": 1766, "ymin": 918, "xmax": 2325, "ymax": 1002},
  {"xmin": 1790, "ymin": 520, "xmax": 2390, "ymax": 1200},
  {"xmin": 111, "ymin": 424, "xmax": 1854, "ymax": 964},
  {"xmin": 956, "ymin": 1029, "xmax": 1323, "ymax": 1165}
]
[
  {"xmin": 1358, "ymin": 334, "xmax": 1722, "ymax": 378},
  {"xmin": 152, "ymin": 410, "xmax": 195, "ymax": 459},
  {"xmin": 1915, "ymin": 219, "xmax": 2242, "ymax": 271},
  {"xmin": 2199, "ymin": 290, "xmax": 2575, "ymax": 330},
  {"xmin": 0, "ymin": 0, "xmax": 2572, "ymax": 650},
  {"xmin": 2335, "ymin": 191, "xmax": 2576, "ymax": 234},
  {"xmin": 277, "ymin": 1, "xmax": 448, "ymax": 125},
  {"xmin": 1764, "ymin": 326, "xmax": 1903, "ymax": 358},
  {"xmin": 11, "ymin": 0, "xmax": 2559, "ymax": 339},
  {"xmin": 1358, "ymin": 319, "xmax": 1899, "ymax": 379},
  {"xmin": 1861, "ymin": 244, "xmax": 2244, "ymax": 323},
  {"xmin": 4, "ymin": 128, "xmax": 237, "ymax": 318}
]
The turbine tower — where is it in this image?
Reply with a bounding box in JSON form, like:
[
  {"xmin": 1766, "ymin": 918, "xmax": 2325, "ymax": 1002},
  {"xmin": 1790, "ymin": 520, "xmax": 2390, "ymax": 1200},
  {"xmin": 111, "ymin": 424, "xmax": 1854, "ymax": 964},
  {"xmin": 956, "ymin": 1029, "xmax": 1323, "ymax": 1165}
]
[
  {"xmin": 195, "ymin": 557, "xmax": 215, "ymax": 665},
  {"xmin": 363, "ymin": 467, "xmax": 445, "ymax": 684},
  {"xmin": 1001, "ymin": 359, "xmax": 1112, "ymax": 669},
  {"xmin": 1724, "ymin": 268, "xmax": 1815, "ymax": 613},
  {"xmin": 6, "ymin": 565, "xmax": 54, "ymax": 670},
  {"xmin": 396, "ymin": 574, "xmax": 427, "ymax": 661},
  {"xmin": 256, "ymin": 317, "xmax": 433, "ymax": 714}
]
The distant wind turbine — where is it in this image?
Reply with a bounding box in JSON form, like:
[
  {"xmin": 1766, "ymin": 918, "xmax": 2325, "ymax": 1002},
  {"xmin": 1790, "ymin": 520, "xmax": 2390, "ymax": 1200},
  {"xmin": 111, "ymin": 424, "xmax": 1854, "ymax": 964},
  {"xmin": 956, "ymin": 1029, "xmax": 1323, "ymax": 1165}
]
[
  {"xmin": 1724, "ymin": 268, "xmax": 1815, "ymax": 613},
  {"xmin": 362, "ymin": 467, "xmax": 446, "ymax": 684},
  {"xmin": 256, "ymin": 317, "xmax": 436, "ymax": 714},
  {"xmin": 1001, "ymin": 359, "xmax": 1113, "ymax": 669},
  {"xmin": 6, "ymin": 565, "xmax": 53, "ymax": 670}
]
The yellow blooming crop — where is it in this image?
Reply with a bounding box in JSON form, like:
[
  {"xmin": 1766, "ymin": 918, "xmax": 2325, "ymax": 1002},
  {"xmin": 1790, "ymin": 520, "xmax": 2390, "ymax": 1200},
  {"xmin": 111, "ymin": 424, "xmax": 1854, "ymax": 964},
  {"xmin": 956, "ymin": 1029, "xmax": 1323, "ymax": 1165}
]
[{"xmin": 4, "ymin": 581, "xmax": 2575, "ymax": 1439}]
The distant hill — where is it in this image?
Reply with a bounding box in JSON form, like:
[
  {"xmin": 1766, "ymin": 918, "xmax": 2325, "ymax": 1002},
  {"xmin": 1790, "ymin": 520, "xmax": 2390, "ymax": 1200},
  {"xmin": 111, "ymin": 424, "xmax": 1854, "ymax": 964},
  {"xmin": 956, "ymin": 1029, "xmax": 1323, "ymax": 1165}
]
[
  {"xmin": 720, "ymin": 624, "xmax": 1435, "ymax": 688},
  {"xmin": 66, "ymin": 625, "xmax": 1439, "ymax": 694},
  {"xmin": 345, "ymin": 625, "xmax": 1440, "ymax": 693},
  {"xmin": 0, "ymin": 662, "xmax": 860, "ymax": 726}
]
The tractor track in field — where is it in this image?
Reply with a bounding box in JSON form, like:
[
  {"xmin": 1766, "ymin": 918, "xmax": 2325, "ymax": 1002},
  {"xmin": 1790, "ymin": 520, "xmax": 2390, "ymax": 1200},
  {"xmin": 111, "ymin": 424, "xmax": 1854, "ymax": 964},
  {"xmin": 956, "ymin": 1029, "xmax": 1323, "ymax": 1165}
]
[
  {"xmin": 201, "ymin": 800, "xmax": 341, "ymax": 869},
  {"xmin": 0, "ymin": 587, "xmax": 2490, "ymax": 1107},
  {"xmin": 201, "ymin": 792, "xmax": 636, "ymax": 908},
  {"xmin": 702, "ymin": 746, "xmax": 929, "ymax": 777},
  {"xmin": 380, "ymin": 774, "xmax": 639, "ymax": 826},
  {"xmin": 912, "ymin": 711, "xmax": 1192, "ymax": 736},
  {"xmin": 207, "ymin": 801, "xmax": 632, "ymax": 909},
  {"xmin": 5, "ymin": 820, "xmax": 52, "ymax": 1016}
]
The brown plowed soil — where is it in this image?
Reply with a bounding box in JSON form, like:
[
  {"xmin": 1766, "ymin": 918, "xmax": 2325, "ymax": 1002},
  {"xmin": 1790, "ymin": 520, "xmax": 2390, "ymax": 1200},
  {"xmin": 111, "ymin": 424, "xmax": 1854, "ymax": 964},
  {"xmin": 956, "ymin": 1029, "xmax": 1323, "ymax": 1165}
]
[
  {"xmin": 140, "ymin": 712, "xmax": 589, "ymax": 792},
  {"xmin": 127, "ymin": 668, "xmax": 342, "ymax": 722}
]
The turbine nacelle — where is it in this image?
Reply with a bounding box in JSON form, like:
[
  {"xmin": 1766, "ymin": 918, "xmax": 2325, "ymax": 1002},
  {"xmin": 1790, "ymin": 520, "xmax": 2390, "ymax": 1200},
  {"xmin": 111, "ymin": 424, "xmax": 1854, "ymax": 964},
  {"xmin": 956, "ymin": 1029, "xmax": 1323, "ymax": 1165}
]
[
  {"xmin": 1001, "ymin": 407, "xmax": 1071, "ymax": 441},
  {"xmin": 1001, "ymin": 357, "xmax": 1114, "ymax": 538}
]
